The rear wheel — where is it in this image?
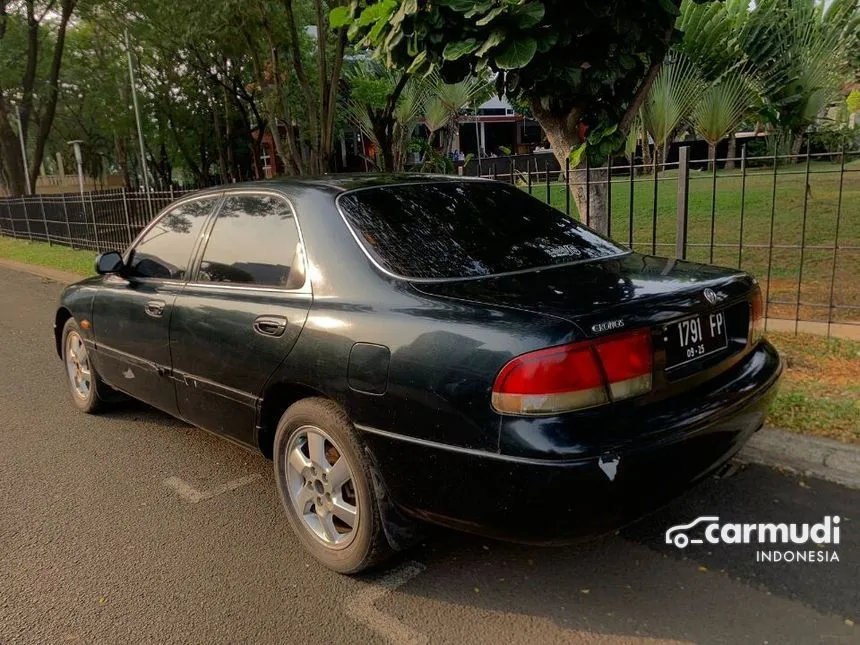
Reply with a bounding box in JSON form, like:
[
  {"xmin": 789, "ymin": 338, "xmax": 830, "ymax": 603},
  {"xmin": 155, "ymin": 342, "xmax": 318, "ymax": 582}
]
[
  {"xmin": 62, "ymin": 318, "xmax": 106, "ymax": 414},
  {"xmin": 273, "ymin": 398, "xmax": 391, "ymax": 573}
]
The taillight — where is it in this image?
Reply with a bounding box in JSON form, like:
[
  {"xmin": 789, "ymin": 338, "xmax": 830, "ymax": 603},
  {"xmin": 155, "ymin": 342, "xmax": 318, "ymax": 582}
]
[
  {"xmin": 750, "ymin": 284, "xmax": 764, "ymax": 345},
  {"xmin": 491, "ymin": 329, "xmax": 653, "ymax": 415}
]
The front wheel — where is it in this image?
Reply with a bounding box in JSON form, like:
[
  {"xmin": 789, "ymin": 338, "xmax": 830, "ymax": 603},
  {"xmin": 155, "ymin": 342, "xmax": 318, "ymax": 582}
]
[
  {"xmin": 273, "ymin": 398, "xmax": 391, "ymax": 573},
  {"xmin": 61, "ymin": 318, "xmax": 107, "ymax": 414}
]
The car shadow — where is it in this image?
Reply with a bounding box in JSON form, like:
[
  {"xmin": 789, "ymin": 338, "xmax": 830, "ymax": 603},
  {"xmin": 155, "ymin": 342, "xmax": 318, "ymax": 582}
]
[
  {"xmin": 383, "ymin": 463, "xmax": 857, "ymax": 643},
  {"xmin": 98, "ymin": 397, "xmax": 186, "ymax": 426}
]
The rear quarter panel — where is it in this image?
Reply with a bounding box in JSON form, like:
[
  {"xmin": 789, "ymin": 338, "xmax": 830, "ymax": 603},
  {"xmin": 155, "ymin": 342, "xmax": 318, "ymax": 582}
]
[{"xmin": 266, "ymin": 280, "xmax": 577, "ymax": 452}]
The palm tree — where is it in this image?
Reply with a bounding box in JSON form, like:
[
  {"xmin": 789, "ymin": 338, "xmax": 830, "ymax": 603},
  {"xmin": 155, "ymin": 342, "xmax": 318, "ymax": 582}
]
[
  {"xmin": 679, "ymin": 0, "xmax": 757, "ymax": 168},
  {"xmin": 640, "ymin": 53, "xmax": 703, "ymax": 169},
  {"xmin": 421, "ymin": 73, "xmax": 493, "ymax": 156},
  {"xmin": 691, "ymin": 70, "xmax": 759, "ymax": 170},
  {"xmin": 342, "ymin": 60, "xmax": 422, "ymax": 171},
  {"xmin": 739, "ymin": 0, "xmax": 860, "ymax": 155}
]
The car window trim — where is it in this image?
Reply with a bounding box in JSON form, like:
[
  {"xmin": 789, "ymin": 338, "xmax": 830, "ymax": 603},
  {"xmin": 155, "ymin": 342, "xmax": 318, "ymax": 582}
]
[
  {"xmin": 122, "ymin": 192, "xmax": 225, "ymax": 285},
  {"xmin": 187, "ymin": 188, "xmax": 311, "ymax": 295},
  {"xmin": 333, "ymin": 181, "xmax": 632, "ymax": 284}
]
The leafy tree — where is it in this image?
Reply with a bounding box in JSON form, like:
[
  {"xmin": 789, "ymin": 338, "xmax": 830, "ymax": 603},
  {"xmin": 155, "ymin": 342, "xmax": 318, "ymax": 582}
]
[
  {"xmin": 739, "ymin": 0, "xmax": 860, "ymax": 155},
  {"xmin": 342, "ymin": 59, "xmax": 417, "ymax": 171},
  {"xmin": 338, "ymin": 0, "xmax": 714, "ymax": 232},
  {"xmin": 0, "ymin": 0, "xmax": 78, "ymax": 195},
  {"xmin": 677, "ymin": 0, "xmax": 758, "ymax": 169}
]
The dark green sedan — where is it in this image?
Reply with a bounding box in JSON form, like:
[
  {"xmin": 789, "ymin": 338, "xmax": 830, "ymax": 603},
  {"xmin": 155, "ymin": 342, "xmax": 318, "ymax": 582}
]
[{"xmin": 55, "ymin": 176, "xmax": 782, "ymax": 573}]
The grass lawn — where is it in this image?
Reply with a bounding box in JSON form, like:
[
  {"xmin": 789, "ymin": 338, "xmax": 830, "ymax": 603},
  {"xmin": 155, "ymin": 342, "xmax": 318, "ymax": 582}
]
[
  {"xmin": 766, "ymin": 332, "xmax": 860, "ymax": 444},
  {"xmin": 0, "ymin": 236, "xmax": 95, "ymax": 276},
  {"xmin": 530, "ymin": 158, "xmax": 860, "ymax": 324}
]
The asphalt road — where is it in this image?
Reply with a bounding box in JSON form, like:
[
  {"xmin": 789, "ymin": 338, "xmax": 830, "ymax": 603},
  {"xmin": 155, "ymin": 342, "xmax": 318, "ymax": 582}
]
[{"xmin": 0, "ymin": 265, "xmax": 857, "ymax": 645}]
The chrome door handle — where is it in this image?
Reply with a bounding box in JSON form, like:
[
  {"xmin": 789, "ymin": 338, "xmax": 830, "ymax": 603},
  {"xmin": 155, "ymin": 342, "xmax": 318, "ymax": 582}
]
[
  {"xmin": 144, "ymin": 300, "xmax": 166, "ymax": 318},
  {"xmin": 253, "ymin": 315, "xmax": 288, "ymax": 337}
]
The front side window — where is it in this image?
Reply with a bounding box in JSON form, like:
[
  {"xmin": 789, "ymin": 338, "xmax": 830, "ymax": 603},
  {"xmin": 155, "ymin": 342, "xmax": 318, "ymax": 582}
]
[
  {"xmin": 337, "ymin": 181, "xmax": 625, "ymax": 280},
  {"xmin": 127, "ymin": 197, "xmax": 217, "ymax": 279},
  {"xmin": 197, "ymin": 194, "xmax": 304, "ymax": 289}
]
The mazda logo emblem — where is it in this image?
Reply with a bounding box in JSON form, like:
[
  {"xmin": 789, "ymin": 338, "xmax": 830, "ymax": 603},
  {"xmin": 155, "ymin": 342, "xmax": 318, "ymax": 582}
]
[{"xmin": 703, "ymin": 288, "xmax": 718, "ymax": 304}]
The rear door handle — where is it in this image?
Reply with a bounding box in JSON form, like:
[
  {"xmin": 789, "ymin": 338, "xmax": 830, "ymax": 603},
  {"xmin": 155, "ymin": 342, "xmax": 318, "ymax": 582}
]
[
  {"xmin": 144, "ymin": 300, "xmax": 166, "ymax": 318},
  {"xmin": 253, "ymin": 315, "xmax": 288, "ymax": 338}
]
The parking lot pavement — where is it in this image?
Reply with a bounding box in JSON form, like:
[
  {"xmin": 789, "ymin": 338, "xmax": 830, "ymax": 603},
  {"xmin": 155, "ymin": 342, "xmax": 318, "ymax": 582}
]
[{"xmin": 0, "ymin": 265, "xmax": 857, "ymax": 645}]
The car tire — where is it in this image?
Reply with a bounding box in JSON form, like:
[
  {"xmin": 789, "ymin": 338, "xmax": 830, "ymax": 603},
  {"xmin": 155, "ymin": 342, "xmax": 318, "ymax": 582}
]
[
  {"xmin": 273, "ymin": 397, "xmax": 392, "ymax": 574},
  {"xmin": 61, "ymin": 318, "xmax": 107, "ymax": 414}
]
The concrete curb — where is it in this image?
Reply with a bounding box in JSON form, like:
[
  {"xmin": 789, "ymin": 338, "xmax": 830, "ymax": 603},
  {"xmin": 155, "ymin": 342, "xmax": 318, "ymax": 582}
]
[
  {"xmin": 739, "ymin": 427, "xmax": 860, "ymax": 490},
  {"xmin": 0, "ymin": 258, "xmax": 85, "ymax": 285}
]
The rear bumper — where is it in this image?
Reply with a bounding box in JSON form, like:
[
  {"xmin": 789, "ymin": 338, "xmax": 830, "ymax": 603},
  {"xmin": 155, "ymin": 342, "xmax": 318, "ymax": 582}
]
[{"xmin": 360, "ymin": 341, "xmax": 782, "ymax": 543}]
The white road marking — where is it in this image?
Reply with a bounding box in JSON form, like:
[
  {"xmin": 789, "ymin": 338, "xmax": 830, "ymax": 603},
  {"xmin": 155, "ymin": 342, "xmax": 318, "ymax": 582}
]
[
  {"xmin": 346, "ymin": 561, "xmax": 428, "ymax": 645},
  {"xmin": 163, "ymin": 474, "xmax": 261, "ymax": 503}
]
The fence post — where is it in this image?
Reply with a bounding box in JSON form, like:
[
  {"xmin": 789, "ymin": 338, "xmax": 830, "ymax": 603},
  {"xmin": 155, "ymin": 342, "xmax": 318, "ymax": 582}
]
[
  {"xmin": 737, "ymin": 145, "xmax": 747, "ymax": 268},
  {"xmin": 89, "ymin": 190, "xmax": 101, "ymax": 251},
  {"xmin": 545, "ymin": 160, "xmax": 550, "ymax": 205},
  {"xmin": 39, "ymin": 195, "xmax": 52, "ymax": 246},
  {"xmin": 585, "ymin": 154, "xmax": 590, "ymax": 227},
  {"xmin": 606, "ymin": 156, "xmax": 613, "ymax": 239},
  {"xmin": 565, "ymin": 158, "xmax": 570, "ymax": 216},
  {"xmin": 121, "ymin": 188, "xmax": 134, "ymax": 244},
  {"xmin": 675, "ymin": 146, "xmax": 690, "ymax": 260},
  {"xmin": 61, "ymin": 193, "xmax": 74, "ymax": 249},
  {"xmin": 22, "ymin": 196, "xmax": 33, "ymax": 241}
]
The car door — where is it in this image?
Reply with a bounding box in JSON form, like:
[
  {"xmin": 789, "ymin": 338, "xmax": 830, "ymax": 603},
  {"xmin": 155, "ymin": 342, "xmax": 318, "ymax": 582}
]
[
  {"xmin": 91, "ymin": 196, "xmax": 219, "ymax": 416},
  {"xmin": 169, "ymin": 191, "xmax": 311, "ymax": 445}
]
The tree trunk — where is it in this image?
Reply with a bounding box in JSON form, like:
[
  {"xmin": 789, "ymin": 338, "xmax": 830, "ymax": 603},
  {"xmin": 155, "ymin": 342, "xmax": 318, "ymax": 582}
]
[
  {"xmin": 791, "ymin": 132, "xmax": 805, "ymax": 162},
  {"xmin": 114, "ymin": 135, "xmax": 132, "ymax": 189},
  {"xmin": 373, "ymin": 120, "xmax": 396, "ymax": 173},
  {"xmin": 725, "ymin": 134, "xmax": 737, "ymax": 170},
  {"xmin": 536, "ymin": 107, "xmax": 609, "ymax": 235},
  {"xmin": 642, "ymin": 139, "xmax": 652, "ymax": 172},
  {"xmin": 26, "ymin": 0, "xmax": 76, "ymax": 194},
  {"xmin": 707, "ymin": 142, "xmax": 717, "ymax": 173},
  {"xmin": 0, "ymin": 112, "xmax": 27, "ymax": 196},
  {"xmin": 212, "ymin": 107, "xmax": 229, "ymax": 183}
]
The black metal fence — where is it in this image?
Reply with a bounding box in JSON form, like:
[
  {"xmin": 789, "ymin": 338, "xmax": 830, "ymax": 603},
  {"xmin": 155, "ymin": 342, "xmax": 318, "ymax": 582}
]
[
  {"xmin": 1, "ymin": 145, "xmax": 858, "ymax": 337},
  {"xmin": 0, "ymin": 188, "xmax": 190, "ymax": 252}
]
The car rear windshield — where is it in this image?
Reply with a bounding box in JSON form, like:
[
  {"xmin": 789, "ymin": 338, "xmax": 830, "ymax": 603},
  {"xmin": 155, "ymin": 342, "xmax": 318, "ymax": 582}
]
[{"xmin": 337, "ymin": 181, "xmax": 625, "ymax": 280}]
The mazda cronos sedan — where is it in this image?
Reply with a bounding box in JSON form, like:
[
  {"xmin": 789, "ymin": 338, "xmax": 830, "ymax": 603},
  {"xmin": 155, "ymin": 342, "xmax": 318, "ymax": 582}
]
[{"xmin": 54, "ymin": 176, "xmax": 782, "ymax": 573}]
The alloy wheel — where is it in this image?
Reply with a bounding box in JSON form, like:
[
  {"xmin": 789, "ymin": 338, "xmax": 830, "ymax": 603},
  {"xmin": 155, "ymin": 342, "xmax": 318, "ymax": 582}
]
[
  {"xmin": 65, "ymin": 331, "xmax": 92, "ymax": 400},
  {"xmin": 285, "ymin": 425, "xmax": 359, "ymax": 549}
]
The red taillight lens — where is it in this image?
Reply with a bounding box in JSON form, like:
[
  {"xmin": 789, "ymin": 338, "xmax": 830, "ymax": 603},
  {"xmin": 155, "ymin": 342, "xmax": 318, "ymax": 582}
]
[
  {"xmin": 750, "ymin": 284, "xmax": 764, "ymax": 345},
  {"xmin": 594, "ymin": 328, "xmax": 653, "ymax": 401},
  {"xmin": 491, "ymin": 329, "xmax": 653, "ymax": 415},
  {"xmin": 491, "ymin": 341, "xmax": 607, "ymax": 414}
]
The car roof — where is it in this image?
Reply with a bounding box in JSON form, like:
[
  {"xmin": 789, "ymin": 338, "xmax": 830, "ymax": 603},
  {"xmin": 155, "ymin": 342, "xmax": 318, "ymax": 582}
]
[{"xmin": 188, "ymin": 174, "xmax": 491, "ymax": 200}]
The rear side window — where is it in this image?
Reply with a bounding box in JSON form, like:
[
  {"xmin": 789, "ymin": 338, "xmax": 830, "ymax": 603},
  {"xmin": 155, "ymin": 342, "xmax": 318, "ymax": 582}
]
[
  {"xmin": 337, "ymin": 181, "xmax": 624, "ymax": 279},
  {"xmin": 128, "ymin": 197, "xmax": 216, "ymax": 279},
  {"xmin": 197, "ymin": 194, "xmax": 304, "ymax": 289}
]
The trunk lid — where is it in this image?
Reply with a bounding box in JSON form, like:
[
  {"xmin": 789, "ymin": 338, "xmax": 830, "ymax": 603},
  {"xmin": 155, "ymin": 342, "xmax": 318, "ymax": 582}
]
[
  {"xmin": 414, "ymin": 253, "xmax": 757, "ymax": 394},
  {"xmin": 413, "ymin": 253, "xmax": 754, "ymax": 334}
]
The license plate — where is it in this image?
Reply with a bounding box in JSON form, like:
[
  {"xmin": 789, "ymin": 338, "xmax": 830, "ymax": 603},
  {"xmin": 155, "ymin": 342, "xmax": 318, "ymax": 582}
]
[{"xmin": 665, "ymin": 310, "xmax": 728, "ymax": 368}]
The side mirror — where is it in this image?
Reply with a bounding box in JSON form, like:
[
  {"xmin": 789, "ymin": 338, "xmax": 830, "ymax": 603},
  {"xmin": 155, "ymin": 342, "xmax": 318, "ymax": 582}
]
[{"xmin": 95, "ymin": 251, "xmax": 124, "ymax": 275}]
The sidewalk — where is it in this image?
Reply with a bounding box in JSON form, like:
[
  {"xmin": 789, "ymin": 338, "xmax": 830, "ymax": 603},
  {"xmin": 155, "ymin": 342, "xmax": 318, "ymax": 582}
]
[
  {"xmin": 741, "ymin": 427, "xmax": 860, "ymax": 490},
  {"xmin": 0, "ymin": 257, "xmax": 84, "ymax": 285}
]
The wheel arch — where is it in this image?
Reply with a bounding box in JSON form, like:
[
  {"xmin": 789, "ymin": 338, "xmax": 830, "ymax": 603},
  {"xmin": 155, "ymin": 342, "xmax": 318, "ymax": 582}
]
[
  {"xmin": 256, "ymin": 381, "xmax": 331, "ymax": 458},
  {"xmin": 54, "ymin": 307, "xmax": 73, "ymax": 358}
]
